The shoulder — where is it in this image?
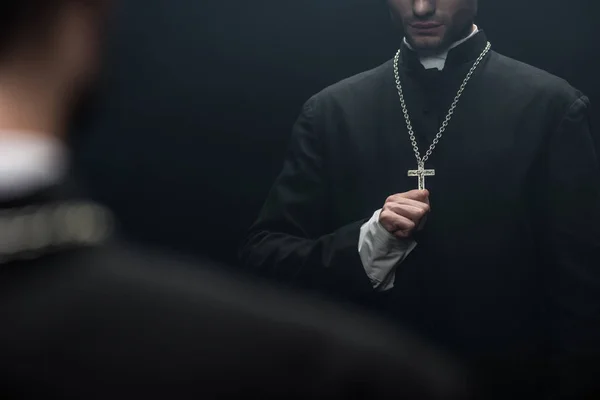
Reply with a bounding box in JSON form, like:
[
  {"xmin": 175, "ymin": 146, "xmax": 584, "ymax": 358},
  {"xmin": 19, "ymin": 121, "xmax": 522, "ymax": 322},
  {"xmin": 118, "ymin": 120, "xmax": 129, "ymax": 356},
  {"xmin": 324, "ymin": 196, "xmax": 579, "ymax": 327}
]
[
  {"xmin": 0, "ymin": 243, "xmax": 467, "ymax": 397},
  {"xmin": 76, "ymin": 242, "xmax": 410, "ymax": 344},
  {"xmin": 302, "ymin": 60, "xmax": 394, "ymax": 116},
  {"xmin": 58, "ymin": 243, "xmax": 432, "ymax": 359},
  {"xmin": 489, "ymin": 52, "xmax": 587, "ymax": 110},
  {"xmin": 79, "ymin": 242, "xmax": 252, "ymax": 301},
  {"xmin": 320, "ymin": 59, "xmax": 394, "ymax": 98}
]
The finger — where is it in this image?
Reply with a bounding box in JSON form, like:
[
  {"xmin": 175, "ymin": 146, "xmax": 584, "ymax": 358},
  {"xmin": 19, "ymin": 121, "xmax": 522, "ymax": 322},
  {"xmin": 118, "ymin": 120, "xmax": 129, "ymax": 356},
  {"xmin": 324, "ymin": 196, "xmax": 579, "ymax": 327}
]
[
  {"xmin": 384, "ymin": 197, "xmax": 430, "ymax": 213},
  {"xmin": 420, "ymin": 190, "xmax": 430, "ymax": 206},
  {"xmin": 391, "ymin": 216, "xmax": 417, "ymax": 239},
  {"xmin": 385, "ymin": 203, "xmax": 429, "ymax": 223},
  {"xmin": 387, "ymin": 190, "xmax": 430, "ymax": 205},
  {"xmin": 416, "ymin": 214, "xmax": 428, "ymax": 232},
  {"xmin": 394, "ymin": 229, "xmax": 414, "ymax": 239},
  {"xmin": 379, "ymin": 210, "xmax": 416, "ymax": 234},
  {"xmin": 404, "ymin": 189, "xmax": 429, "ymax": 198},
  {"xmin": 403, "ymin": 189, "xmax": 430, "ymax": 204}
]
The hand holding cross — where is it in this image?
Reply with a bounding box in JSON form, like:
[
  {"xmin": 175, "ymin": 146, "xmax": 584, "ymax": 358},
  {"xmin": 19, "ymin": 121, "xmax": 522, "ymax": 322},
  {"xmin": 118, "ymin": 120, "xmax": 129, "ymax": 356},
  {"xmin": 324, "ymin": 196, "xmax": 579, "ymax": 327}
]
[{"xmin": 379, "ymin": 190, "xmax": 430, "ymax": 238}]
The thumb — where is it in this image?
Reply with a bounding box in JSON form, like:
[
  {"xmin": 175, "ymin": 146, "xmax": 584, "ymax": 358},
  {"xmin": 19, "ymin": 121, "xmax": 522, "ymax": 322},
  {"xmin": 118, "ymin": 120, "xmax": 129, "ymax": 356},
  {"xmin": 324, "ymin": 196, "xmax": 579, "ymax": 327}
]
[{"xmin": 420, "ymin": 189, "xmax": 430, "ymax": 205}]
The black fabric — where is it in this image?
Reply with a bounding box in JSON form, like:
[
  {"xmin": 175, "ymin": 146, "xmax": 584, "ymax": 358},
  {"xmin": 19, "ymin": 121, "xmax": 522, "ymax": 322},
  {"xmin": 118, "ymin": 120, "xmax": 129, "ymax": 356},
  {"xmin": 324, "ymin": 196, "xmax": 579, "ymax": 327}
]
[
  {"xmin": 0, "ymin": 172, "xmax": 84, "ymax": 209},
  {"xmin": 240, "ymin": 31, "xmax": 600, "ymax": 396},
  {"xmin": 0, "ymin": 245, "xmax": 469, "ymax": 399},
  {"xmin": 237, "ymin": 98, "xmax": 375, "ymax": 300},
  {"xmin": 0, "ymin": 174, "xmax": 467, "ymax": 399}
]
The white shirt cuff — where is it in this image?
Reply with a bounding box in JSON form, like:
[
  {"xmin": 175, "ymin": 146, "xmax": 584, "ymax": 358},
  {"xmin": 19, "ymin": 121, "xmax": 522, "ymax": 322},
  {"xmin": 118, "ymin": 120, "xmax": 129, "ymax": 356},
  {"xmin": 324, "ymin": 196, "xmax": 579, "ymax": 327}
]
[{"xmin": 358, "ymin": 209, "xmax": 417, "ymax": 291}]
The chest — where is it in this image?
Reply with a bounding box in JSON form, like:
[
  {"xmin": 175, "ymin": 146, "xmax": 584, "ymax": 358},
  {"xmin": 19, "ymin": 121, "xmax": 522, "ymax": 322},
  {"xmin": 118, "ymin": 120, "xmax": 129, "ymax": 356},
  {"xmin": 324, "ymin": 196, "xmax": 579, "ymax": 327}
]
[{"xmin": 326, "ymin": 74, "xmax": 549, "ymax": 227}]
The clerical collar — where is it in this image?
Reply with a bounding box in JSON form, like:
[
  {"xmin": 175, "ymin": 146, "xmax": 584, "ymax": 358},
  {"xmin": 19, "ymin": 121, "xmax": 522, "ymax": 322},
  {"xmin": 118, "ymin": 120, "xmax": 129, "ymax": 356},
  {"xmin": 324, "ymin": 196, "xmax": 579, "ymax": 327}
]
[
  {"xmin": 403, "ymin": 25, "xmax": 479, "ymax": 71},
  {"xmin": 399, "ymin": 26, "xmax": 487, "ymax": 72},
  {"xmin": 0, "ymin": 133, "xmax": 67, "ymax": 202}
]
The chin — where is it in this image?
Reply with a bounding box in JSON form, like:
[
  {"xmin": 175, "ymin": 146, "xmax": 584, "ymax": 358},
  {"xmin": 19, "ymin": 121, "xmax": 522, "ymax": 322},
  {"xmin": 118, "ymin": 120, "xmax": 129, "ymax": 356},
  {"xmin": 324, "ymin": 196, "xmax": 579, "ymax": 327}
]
[{"xmin": 407, "ymin": 36, "xmax": 445, "ymax": 52}]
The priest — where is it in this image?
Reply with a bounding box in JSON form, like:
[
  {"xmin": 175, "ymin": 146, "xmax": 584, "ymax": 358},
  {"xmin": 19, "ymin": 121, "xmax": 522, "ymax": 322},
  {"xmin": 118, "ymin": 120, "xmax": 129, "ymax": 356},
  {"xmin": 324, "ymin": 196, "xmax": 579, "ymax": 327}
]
[{"xmin": 240, "ymin": 0, "xmax": 600, "ymax": 395}]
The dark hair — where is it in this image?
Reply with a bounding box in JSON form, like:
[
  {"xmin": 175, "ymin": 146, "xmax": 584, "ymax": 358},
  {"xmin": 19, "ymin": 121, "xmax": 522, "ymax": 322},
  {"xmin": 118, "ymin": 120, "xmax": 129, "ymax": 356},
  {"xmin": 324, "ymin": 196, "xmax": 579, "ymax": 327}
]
[
  {"xmin": 0, "ymin": 1, "xmax": 66, "ymax": 57},
  {"xmin": 0, "ymin": 0, "xmax": 104, "ymax": 59}
]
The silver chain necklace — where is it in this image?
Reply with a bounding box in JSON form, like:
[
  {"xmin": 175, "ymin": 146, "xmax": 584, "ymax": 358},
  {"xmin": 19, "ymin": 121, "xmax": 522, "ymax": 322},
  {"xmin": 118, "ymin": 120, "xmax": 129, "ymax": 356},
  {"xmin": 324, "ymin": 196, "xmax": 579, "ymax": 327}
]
[{"xmin": 393, "ymin": 41, "xmax": 492, "ymax": 190}]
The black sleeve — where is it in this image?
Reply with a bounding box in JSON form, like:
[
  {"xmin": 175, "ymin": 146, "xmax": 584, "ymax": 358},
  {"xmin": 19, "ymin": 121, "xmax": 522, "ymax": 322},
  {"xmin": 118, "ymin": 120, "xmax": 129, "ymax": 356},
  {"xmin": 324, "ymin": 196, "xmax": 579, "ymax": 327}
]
[
  {"xmin": 239, "ymin": 97, "xmax": 374, "ymax": 298},
  {"xmin": 534, "ymin": 95, "xmax": 600, "ymax": 395}
]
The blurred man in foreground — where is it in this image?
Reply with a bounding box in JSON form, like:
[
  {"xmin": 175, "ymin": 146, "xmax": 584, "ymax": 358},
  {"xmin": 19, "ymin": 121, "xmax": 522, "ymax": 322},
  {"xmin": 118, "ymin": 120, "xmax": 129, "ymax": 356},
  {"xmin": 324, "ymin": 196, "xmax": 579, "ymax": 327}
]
[{"xmin": 0, "ymin": 1, "xmax": 468, "ymax": 398}]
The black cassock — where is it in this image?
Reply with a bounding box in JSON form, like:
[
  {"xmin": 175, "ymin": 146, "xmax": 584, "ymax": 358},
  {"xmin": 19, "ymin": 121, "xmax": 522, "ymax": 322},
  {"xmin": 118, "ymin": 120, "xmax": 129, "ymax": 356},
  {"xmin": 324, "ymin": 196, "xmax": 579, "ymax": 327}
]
[{"xmin": 241, "ymin": 31, "xmax": 600, "ymax": 384}]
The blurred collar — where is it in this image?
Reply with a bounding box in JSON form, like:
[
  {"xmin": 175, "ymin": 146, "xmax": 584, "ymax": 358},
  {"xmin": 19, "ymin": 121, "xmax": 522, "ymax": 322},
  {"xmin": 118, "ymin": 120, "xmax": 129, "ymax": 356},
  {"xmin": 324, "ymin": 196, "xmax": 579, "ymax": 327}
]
[{"xmin": 0, "ymin": 133, "xmax": 67, "ymax": 201}]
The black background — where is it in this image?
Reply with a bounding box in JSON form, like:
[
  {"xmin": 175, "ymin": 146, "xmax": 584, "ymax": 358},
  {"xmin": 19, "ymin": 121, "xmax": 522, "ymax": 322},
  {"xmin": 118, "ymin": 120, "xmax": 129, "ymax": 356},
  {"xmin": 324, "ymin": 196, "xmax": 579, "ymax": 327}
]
[{"xmin": 74, "ymin": 0, "xmax": 600, "ymax": 265}]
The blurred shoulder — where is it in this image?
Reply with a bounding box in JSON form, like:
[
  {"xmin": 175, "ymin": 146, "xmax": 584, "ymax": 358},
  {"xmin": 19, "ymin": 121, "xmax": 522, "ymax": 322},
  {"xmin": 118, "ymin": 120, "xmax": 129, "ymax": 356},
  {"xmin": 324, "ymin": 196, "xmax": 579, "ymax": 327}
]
[{"xmin": 85, "ymin": 240, "xmax": 413, "ymax": 345}]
